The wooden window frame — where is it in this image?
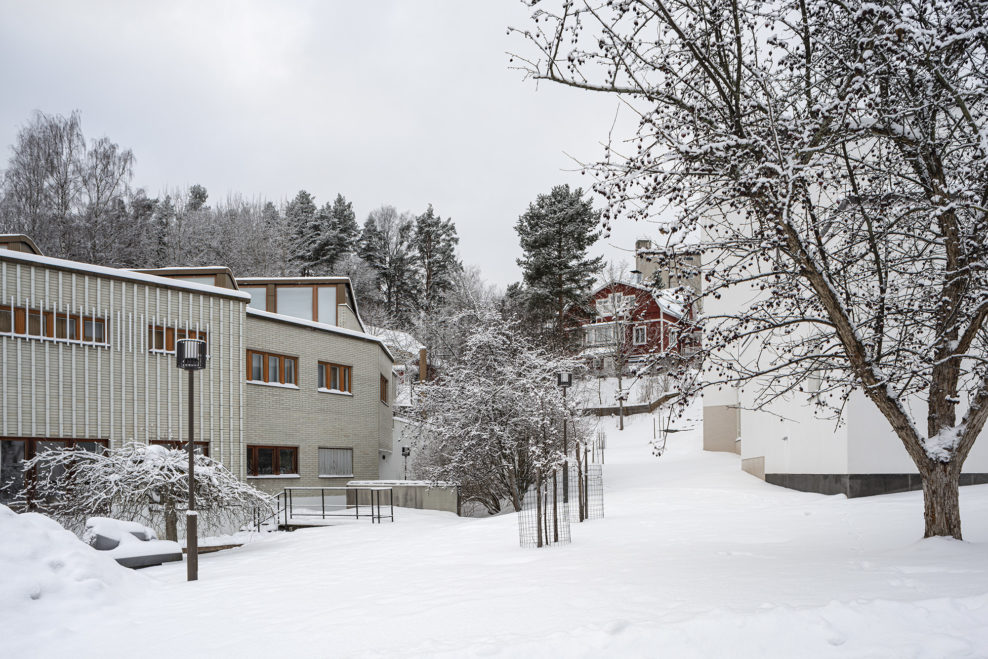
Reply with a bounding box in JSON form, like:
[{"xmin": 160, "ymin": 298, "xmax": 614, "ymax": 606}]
[
  {"xmin": 317, "ymin": 361, "xmax": 352, "ymax": 393},
  {"xmin": 0, "ymin": 304, "xmax": 107, "ymax": 345},
  {"xmin": 148, "ymin": 325, "xmax": 207, "ymax": 354},
  {"xmin": 246, "ymin": 350, "xmax": 298, "ymax": 386},
  {"xmin": 1, "ymin": 437, "xmax": 110, "ymax": 503},
  {"xmin": 380, "ymin": 374, "xmax": 389, "ymax": 404},
  {"xmin": 245, "ymin": 445, "xmax": 298, "ymax": 477}
]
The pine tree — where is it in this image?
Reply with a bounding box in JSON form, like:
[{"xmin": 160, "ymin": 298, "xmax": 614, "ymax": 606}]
[
  {"xmin": 412, "ymin": 204, "xmax": 460, "ymax": 314},
  {"xmin": 285, "ymin": 190, "xmax": 317, "ymax": 275},
  {"xmin": 515, "ymin": 185, "xmax": 604, "ymax": 345},
  {"xmin": 310, "ymin": 193, "xmax": 360, "ymax": 274},
  {"xmin": 360, "ymin": 206, "xmax": 420, "ymax": 328},
  {"xmin": 151, "ymin": 195, "xmax": 175, "ymax": 267}
]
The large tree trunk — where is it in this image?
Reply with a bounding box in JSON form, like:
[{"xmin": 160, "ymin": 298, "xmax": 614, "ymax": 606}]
[
  {"xmin": 919, "ymin": 460, "xmax": 963, "ymax": 539},
  {"xmin": 164, "ymin": 502, "xmax": 178, "ymax": 542}
]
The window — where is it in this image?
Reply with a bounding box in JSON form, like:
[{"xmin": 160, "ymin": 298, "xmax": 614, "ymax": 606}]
[
  {"xmin": 380, "ymin": 374, "xmax": 389, "ymax": 404},
  {"xmin": 1, "ymin": 437, "xmax": 108, "ymax": 504},
  {"xmin": 318, "ymin": 362, "xmax": 351, "ymax": 393},
  {"xmin": 0, "ymin": 305, "xmax": 106, "ymax": 345},
  {"xmin": 634, "ymin": 325, "xmax": 647, "ymax": 345},
  {"xmin": 246, "ymin": 445, "xmax": 297, "ymax": 476},
  {"xmin": 150, "ymin": 440, "xmax": 209, "ymax": 456},
  {"xmin": 246, "ymin": 350, "xmax": 297, "ymax": 386},
  {"xmin": 318, "ymin": 447, "xmax": 353, "ymax": 477},
  {"xmin": 148, "ymin": 325, "xmax": 207, "ymax": 353}
]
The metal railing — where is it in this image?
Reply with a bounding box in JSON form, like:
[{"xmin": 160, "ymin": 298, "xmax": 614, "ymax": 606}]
[{"xmin": 253, "ymin": 486, "xmax": 394, "ymax": 530}]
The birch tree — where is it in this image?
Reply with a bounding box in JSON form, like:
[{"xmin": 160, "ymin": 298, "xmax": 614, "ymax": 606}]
[{"xmin": 513, "ymin": 0, "xmax": 988, "ymax": 538}]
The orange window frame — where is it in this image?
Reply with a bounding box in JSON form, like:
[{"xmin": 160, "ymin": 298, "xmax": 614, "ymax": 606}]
[
  {"xmin": 246, "ymin": 350, "xmax": 297, "ymax": 385},
  {"xmin": 318, "ymin": 362, "xmax": 351, "ymax": 392}
]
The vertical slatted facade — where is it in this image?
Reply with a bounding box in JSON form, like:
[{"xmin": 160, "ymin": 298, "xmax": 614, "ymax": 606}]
[{"xmin": 0, "ymin": 256, "xmax": 247, "ymax": 478}]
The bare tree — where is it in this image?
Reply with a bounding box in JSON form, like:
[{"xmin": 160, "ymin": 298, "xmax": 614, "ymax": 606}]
[{"xmin": 513, "ymin": 0, "xmax": 988, "ymax": 538}]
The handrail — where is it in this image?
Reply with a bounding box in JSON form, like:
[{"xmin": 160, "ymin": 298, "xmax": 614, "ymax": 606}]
[{"xmin": 253, "ymin": 486, "xmax": 394, "ymax": 531}]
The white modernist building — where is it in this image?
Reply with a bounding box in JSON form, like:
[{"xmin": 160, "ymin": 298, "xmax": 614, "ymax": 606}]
[{"xmin": 699, "ymin": 234, "xmax": 988, "ymax": 497}]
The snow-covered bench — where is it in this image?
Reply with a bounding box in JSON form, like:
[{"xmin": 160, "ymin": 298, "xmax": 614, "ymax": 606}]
[{"xmin": 84, "ymin": 517, "xmax": 183, "ymax": 569}]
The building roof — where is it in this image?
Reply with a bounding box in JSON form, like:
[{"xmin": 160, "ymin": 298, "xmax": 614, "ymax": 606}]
[
  {"xmin": 0, "ymin": 249, "xmax": 251, "ymax": 301},
  {"xmin": 0, "ymin": 234, "xmax": 42, "ymax": 255},
  {"xmin": 246, "ymin": 307, "xmax": 394, "ymax": 362},
  {"xmin": 589, "ymin": 280, "xmax": 685, "ymax": 318},
  {"xmin": 131, "ymin": 266, "xmax": 240, "ymax": 290}
]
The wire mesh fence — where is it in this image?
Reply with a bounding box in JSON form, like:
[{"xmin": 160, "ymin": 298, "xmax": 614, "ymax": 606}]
[{"xmin": 517, "ymin": 470, "xmax": 571, "ymax": 548}]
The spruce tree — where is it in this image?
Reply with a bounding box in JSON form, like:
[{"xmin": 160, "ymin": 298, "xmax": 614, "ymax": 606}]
[
  {"xmin": 412, "ymin": 204, "xmax": 460, "ymax": 314},
  {"xmin": 515, "ymin": 184, "xmax": 604, "ymax": 345},
  {"xmin": 285, "ymin": 189, "xmax": 317, "ymax": 275},
  {"xmin": 310, "ymin": 193, "xmax": 360, "ymax": 273}
]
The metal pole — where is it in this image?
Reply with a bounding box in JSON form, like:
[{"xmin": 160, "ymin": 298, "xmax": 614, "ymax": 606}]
[
  {"xmin": 562, "ymin": 386, "xmax": 569, "ymax": 504},
  {"xmin": 552, "ymin": 470, "xmax": 559, "ymax": 543},
  {"xmin": 186, "ymin": 369, "xmax": 198, "ymax": 582}
]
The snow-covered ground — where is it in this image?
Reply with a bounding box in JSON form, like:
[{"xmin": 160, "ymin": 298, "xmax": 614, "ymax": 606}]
[{"xmin": 7, "ymin": 403, "xmax": 988, "ymax": 657}]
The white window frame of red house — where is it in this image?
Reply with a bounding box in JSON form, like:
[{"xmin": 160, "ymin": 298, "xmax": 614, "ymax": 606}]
[{"xmin": 633, "ymin": 324, "xmax": 647, "ymax": 345}]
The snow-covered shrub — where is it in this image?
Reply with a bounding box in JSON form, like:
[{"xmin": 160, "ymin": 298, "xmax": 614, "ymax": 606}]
[
  {"xmin": 11, "ymin": 443, "xmax": 274, "ymax": 541},
  {"xmin": 408, "ymin": 311, "xmax": 588, "ymax": 514}
]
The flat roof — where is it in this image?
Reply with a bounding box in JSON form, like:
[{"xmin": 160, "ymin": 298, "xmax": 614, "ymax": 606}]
[{"xmin": 0, "ymin": 250, "xmax": 251, "ymax": 301}]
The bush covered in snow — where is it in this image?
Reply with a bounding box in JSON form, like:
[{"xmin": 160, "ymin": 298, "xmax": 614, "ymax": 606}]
[{"xmin": 11, "ymin": 443, "xmax": 274, "ymax": 541}]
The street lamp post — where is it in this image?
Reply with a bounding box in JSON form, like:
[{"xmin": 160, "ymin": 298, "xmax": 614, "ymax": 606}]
[
  {"xmin": 176, "ymin": 338, "xmax": 207, "ymax": 582},
  {"xmin": 556, "ymin": 371, "xmax": 572, "ymax": 503}
]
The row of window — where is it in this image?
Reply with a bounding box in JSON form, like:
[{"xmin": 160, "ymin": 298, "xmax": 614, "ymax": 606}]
[
  {"xmin": 148, "ymin": 325, "xmax": 208, "ymax": 353},
  {"xmin": 247, "ymin": 350, "xmax": 389, "ymax": 403},
  {"xmin": 0, "ymin": 305, "xmax": 212, "ymax": 353},
  {"xmin": 247, "ymin": 350, "xmax": 351, "ymax": 392},
  {"xmin": 1, "ymin": 305, "xmax": 107, "ymax": 343},
  {"xmin": 583, "ymin": 323, "xmax": 679, "ymax": 347},
  {"xmin": 245, "ymin": 445, "xmax": 354, "ymax": 478}
]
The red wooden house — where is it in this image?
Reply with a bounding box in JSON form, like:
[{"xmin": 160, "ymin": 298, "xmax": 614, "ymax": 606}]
[{"xmin": 570, "ymin": 280, "xmax": 692, "ymax": 369}]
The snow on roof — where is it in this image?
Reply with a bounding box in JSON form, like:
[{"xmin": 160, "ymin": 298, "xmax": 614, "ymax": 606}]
[
  {"xmin": 0, "ymin": 249, "xmax": 251, "ymax": 301},
  {"xmin": 590, "ymin": 280, "xmax": 686, "ymax": 318},
  {"xmin": 367, "ymin": 326, "xmax": 426, "ymax": 354},
  {"xmin": 246, "ymin": 308, "xmax": 394, "ymax": 361}
]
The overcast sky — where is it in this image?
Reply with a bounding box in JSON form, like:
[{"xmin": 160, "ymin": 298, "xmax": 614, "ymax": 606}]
[{"xmin": 0, "ymin": 0, "xmax": 652, "ymax": 287}]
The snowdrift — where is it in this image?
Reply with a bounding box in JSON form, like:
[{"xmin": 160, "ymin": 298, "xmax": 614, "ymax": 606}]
[{"xmin": 0, "ymin": 505, "xmax": 143, "ymax": 622}]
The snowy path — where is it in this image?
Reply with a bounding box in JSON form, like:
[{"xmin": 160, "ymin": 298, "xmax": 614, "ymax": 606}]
[{"xmin": 11, "ymin": 407, "xmax": 988, "ymax": 657}]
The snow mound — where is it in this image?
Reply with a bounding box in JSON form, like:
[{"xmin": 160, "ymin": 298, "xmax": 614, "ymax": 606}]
[{"xmin": 0, "ymin": 505, "xmax": 143, "ymax": 616}]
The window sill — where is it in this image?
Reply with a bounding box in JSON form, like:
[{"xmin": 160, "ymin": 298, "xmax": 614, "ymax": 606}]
[
  {"xmin": 318, "ymin": 474, "xmax": 354, "ymax": 479},
  {"xmin": 317, "ymin": 388, "xmax": 353, "ymax": 397},
  {"xmin": 247, "ymin": 380, "xmax": 299, "ymax": 390},
  {"xmin": 247, "ymin": 474, "xmax": 301, "ymax": 479}
]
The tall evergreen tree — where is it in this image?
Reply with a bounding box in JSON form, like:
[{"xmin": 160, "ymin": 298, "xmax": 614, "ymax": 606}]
[
  {"xmin": 285, "ymin": 190, "xmax": 317, "ymax": 275},
  {"xmin": 310, "ymin": 193, "xmax": 360, "ymax": 274},
  {"xmin": 412, "ymin": 204, "xmax": 460, "ymax": 314},
  {"xmin": 515, "ymin": 185, "xmax": 604, "ymax": 346},
  {"xmin": 360, "ymin": 206, "xmax": 420, "ymax": 328},
  {"xmin": 151, "ymin": 195, "xmax": 175, "ymax": 267}
]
